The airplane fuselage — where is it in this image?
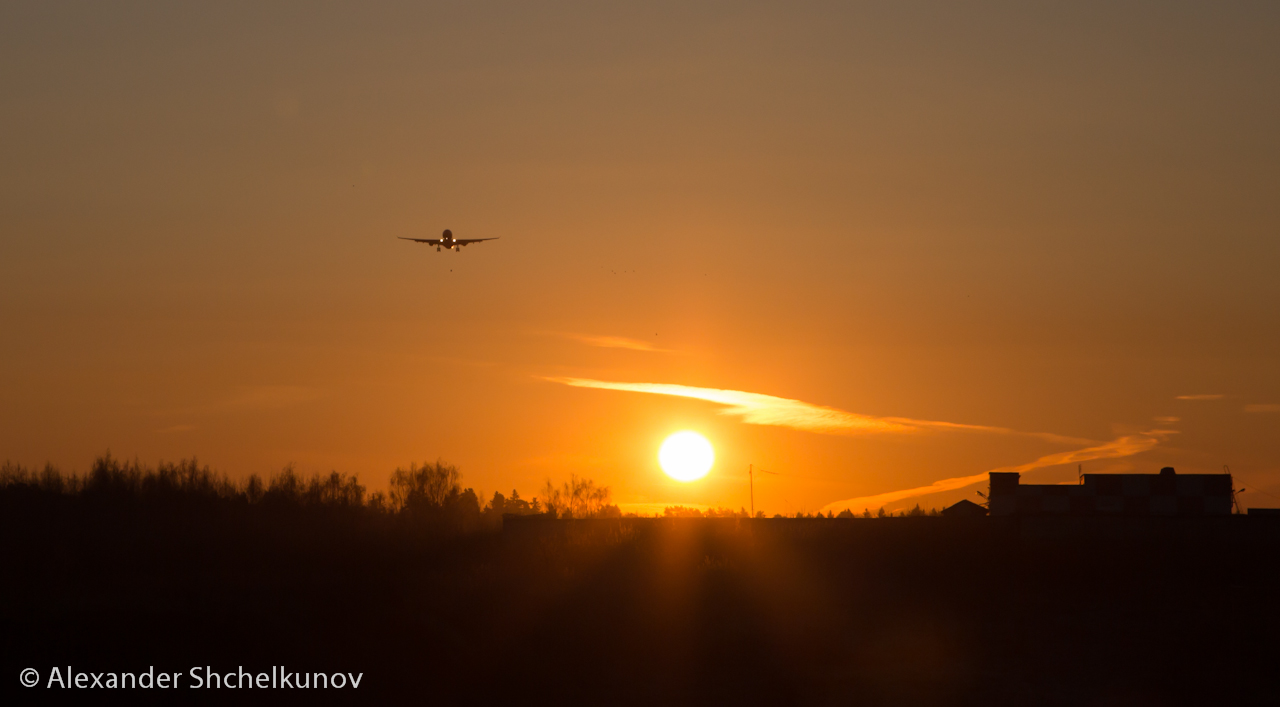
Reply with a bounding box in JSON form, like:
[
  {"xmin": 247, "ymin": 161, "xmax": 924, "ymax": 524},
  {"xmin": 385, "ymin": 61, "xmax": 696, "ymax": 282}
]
[{"xmin": 398, "ymin": 228, "xmax": 498, "ymax": 252}]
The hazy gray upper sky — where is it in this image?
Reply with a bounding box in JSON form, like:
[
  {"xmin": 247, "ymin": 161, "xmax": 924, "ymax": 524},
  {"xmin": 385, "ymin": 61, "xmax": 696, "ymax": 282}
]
[{"xmin": 2, "ymin": 1, "xmax": 1278, "ymax": 512}]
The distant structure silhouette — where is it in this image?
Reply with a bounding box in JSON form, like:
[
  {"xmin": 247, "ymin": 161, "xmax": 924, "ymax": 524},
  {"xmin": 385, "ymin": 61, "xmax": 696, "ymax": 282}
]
[
  {"xmin": 988, "ymin": 467, "xmax": 1233, "ymax": 517},
  {"xmin": 942, "ymin": 499, "xmax": 988, "ymax": 518}
]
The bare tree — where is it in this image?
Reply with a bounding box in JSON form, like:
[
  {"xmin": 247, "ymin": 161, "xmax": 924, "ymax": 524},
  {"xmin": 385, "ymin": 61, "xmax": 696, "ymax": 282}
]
[
  {"xmin": 541, "ymin": 475, "xmax": 613, "ymax": 518},
  {"xmin": 390, "ymin": 460, "xmax": 460, "ymax": 511}
]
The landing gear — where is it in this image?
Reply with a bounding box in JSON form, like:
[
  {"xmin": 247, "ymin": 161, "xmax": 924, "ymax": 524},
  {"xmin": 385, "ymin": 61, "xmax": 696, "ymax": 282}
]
[{"xmin": 436, "ymin": 246, "xmax": 441, "ymax": 252}]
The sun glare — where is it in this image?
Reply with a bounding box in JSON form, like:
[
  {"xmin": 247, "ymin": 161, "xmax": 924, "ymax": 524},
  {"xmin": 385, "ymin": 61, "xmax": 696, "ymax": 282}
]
[{"xmin": 658, "ymin": 431, "xmax": 714, "ymax": 482}]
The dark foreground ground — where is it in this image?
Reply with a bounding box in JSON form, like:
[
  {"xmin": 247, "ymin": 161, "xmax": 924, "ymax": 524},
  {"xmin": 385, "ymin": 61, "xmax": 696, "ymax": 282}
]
[{"xmin": 4, "ymin": 499, "xmax": 1279, "ymax": 706}]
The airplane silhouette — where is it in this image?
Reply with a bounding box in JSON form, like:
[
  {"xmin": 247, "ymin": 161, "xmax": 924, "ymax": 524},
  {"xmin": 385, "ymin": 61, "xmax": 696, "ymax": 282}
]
[{"xmin": 398, "ymin": 229, "xmax": 499, "ymax": 252}]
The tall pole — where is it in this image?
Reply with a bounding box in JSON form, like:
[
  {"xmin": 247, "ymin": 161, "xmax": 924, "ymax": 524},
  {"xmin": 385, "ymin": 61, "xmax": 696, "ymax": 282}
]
[{"xmin": 749, "ymin": 464, "xmax": 754, "ymax": 518}]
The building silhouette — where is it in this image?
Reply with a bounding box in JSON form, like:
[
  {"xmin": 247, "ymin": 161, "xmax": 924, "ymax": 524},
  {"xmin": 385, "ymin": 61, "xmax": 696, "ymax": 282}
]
[{"xmin": 988, "ymin": 467, "xmax": 1233, "ymax": 517}]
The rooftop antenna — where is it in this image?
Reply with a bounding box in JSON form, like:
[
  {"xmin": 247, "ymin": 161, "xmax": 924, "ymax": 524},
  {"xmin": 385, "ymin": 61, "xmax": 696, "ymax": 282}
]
[
  {"xmin": 1233, "ymin": 487, "xmax": 1246, "ymax": 515},
  {"xmin": 1078, "ymin": 463, "xmax": 1083, "ymax": 484},
  {"xmin": 1225, "ymin": 465, "xmax": 1242, "ymax": 514}
]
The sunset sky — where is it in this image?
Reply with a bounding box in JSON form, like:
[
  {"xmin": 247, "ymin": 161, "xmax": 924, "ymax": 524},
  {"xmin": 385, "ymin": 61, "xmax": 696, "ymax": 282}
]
[{"xmin": 2, "ymin": 2, "xmax": 1278, "ymax": 514}]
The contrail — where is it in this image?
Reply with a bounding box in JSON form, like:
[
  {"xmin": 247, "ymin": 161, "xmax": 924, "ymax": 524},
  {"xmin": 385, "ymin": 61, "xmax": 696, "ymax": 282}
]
[
  {"xmin": 818, "ymin": 433, "xmax": 1165, "ymax": 513},
  {"xmin": 546, "ymin": 377, "xmax": 1093, "ymax": 444}
]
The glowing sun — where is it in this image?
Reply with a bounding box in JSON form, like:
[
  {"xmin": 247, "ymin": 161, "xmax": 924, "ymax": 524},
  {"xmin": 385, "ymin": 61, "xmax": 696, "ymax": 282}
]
[{"xmin": 658, "ymin": 431, "xmax": 715, "ymax": 482}]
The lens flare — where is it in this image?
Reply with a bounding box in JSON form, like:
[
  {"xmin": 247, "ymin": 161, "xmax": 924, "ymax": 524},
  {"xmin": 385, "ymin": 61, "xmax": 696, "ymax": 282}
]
[{"xmin": 658, "ymin": 431, "xmax": 714, "ymax": 482}]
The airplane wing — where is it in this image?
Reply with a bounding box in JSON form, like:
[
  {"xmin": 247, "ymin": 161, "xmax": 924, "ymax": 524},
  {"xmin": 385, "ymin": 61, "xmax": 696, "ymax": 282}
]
[
  {"xmin": 455, "ymin": 238, "xmax": 499, "ymax": 245},
  {"xmin": 399, "ymin": 237, "xmax": 443, "ymax": 245}
]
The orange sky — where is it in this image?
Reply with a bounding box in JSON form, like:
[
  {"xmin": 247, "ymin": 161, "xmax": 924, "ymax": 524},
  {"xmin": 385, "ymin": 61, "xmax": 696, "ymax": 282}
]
[{"xmin": 2, "ymin": 2, "xmax": 1278, "ymax": 514}]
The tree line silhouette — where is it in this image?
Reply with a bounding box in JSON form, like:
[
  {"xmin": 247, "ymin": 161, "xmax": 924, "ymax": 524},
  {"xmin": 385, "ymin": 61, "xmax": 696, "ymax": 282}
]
[
  {"xmin": 1, "ymin": 454, "xmax": 941, "ymax": 525},
  {"xmin": 0, "ymin": 454, "xmax": 632, "ymax": 536}
]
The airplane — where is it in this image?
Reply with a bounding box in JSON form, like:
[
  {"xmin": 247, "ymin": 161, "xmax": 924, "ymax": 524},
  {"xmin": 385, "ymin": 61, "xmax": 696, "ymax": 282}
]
[{"xmin": 398, "ymin": 229, "xmax": 499, "ymax": 252}]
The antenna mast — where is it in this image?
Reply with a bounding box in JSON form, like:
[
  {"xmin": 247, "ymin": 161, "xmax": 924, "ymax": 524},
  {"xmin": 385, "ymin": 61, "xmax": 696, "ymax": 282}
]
[{"xmin": 1225, "ymin": 465, "xmax": 1244, "ymax": 514}]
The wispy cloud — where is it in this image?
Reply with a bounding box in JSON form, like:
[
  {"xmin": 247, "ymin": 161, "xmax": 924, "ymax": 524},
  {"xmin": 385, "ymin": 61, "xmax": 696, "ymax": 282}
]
[
  {"xmin": 819, "ymin": 432, "xmax": 1167, "ymax": 513},
  {"xmin": 1153, "ymin": 416, "xmax": 1181, "ymax": 423},
  {"xmin": 546, "ymin": 377, "xmax": 1093, "ymax": 444},
  {"xmin": 551, "ymin": 377, "xmax": 907, "ymax": 432},
  {"xmin": 1176, "ymin": 394, "xmax": 1224, "ymax": 401},
  {"xmin": 1244, "ymin": 404, "xmax": 1280, "ymax": 413},
  {"xmin": 562, "ymin": 334, "xmax": 671, "ymax": 353}
]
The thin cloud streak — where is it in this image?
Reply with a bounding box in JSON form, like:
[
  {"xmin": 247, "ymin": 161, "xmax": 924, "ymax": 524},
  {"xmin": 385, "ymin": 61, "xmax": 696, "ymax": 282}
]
[
  {"xmin": 563, "ymin": 334, "xmax": 672, "ymax": 353},
  {"xmin": 547, "ymin": 377, "xmax": 1093, "ymax": 444},
  {"xmin": 1176, "ymin": 394, "xmax": 1225, "ymax": 400},
  {"xmin": 820, "ymin": 433, "xmax": 1165, "ymax": 513},
  {"xmin": 551, "ymin": 378, "xmax": 911, "ymax": 433}
]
